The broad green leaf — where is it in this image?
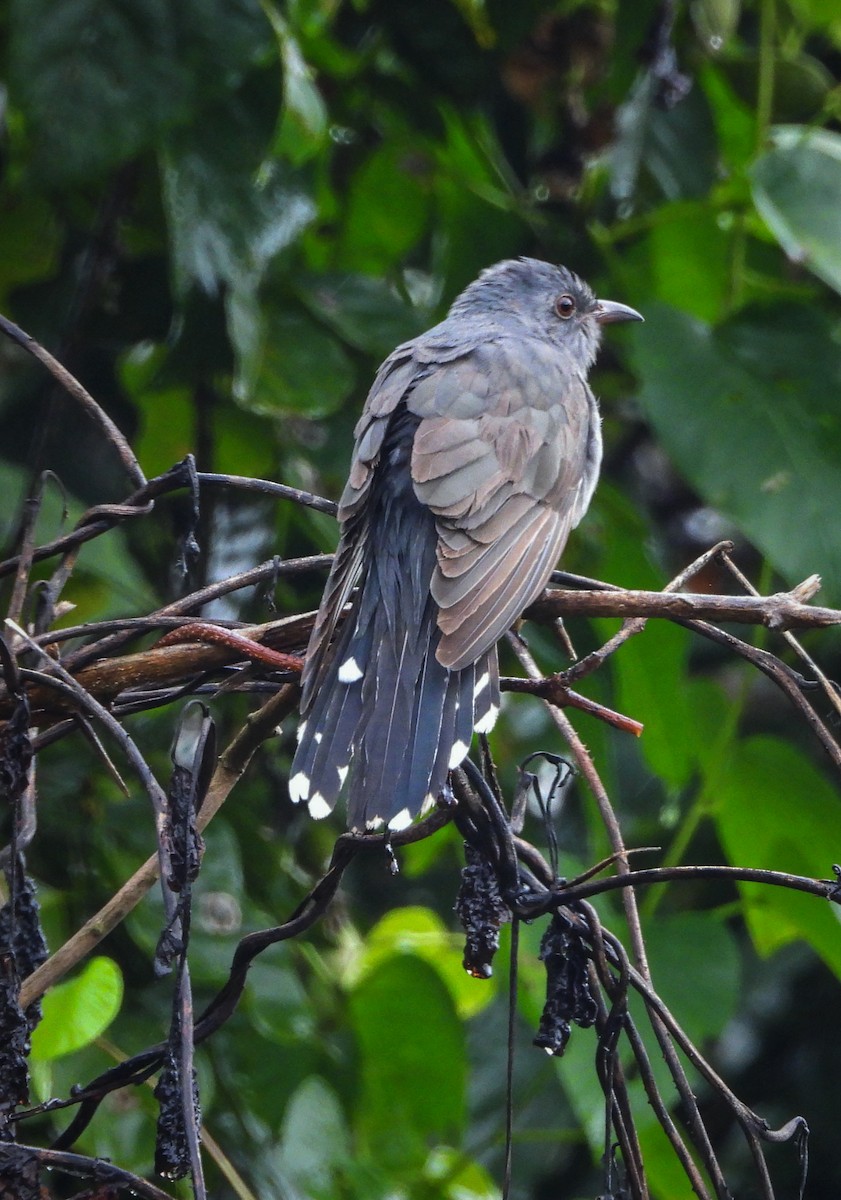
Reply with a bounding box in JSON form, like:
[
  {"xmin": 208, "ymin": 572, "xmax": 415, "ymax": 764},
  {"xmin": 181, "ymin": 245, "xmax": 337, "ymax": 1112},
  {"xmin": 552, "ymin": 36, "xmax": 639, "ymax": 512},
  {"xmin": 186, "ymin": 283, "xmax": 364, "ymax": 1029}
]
[
  {"xmin": 269, "ymin": 9, "xmax": 329, "ymax": 163},
  {"xmin": 424, "ymin": 1146, "xmax": 498, "ymax": 1199},
  {"xmin": 122, "ymin": 344, "xmax": 277, "ymax": 479},
  {"xmin": 296, "ymin": 272, "xmax": 427, "ymax": 358},
  {"xmin": 787, "ymin": 0, "xmax": 841, "ymax": 28},
  {"xmin": 9, "ymin": 0, "xmax": 270, "ymax": 183},
  {"xmin": 31, "ymin": 957, "xmax": 123, "ymax": 1062},
  {"xmin": 752, "ymin": 126, "xmax": 841, "ymax": 296},
  {"xmin": 74, "ymin": 526, "xmax": 161, "ymax": 618},
  {"xmin": 613, "ymin": 71, "xmax": 718, "ymax": 205},
  {"xmin": 349, "ymin": 955, "xmax": 466, "ymax": 1168},
  {"xmin": 430, "ymin": 109, "xmax": 524, "ymax": 294},
  {"xmin": 244, "ymin": 958, "xmax": 316, "ymax": 1046},
  {"xmin": 162, "ymin": 88, "xmax": 315, "ymax": 297},
  {"xmin": 723, "ymin": 56, "xmax": 831, "ymax": 123},
  {"xmin": 613, "ymin": 640, "xmax": 729, "ymax": 796},
  {"xmin": 231, "ymin": 300, "xmax": 355, "ymax": 418},
  {"xmin": 276, "ymin": 1076, "xmax": 350, "ymax": 1189},
  {"xmin": 699, "ymin": 61, "xmax": 756, "ymax": 172},
  {"xmin": 644, "ymin": 202, "xmax": 731, "ymax": 322},
  {"xmin": 349, "ymin": 906, "xmax": 496, "ymax": 1018},
  {"xmin": 129, "ymin": 383, "xmax": 195, "ymax": 479},
  {"xmin": 0, "ymin": 193, "xmax": 59, "ymax": 300},
  {"xmin": 630, "ymin": 303, "xmax": 841, "ymax": 601},
  {"xmin": 639, "ymin": 1119, "xmax": 703, "ymax": 1200},
  {"xmin": 9, "ymin": 0, "xmax": 184, "ymax": 182},
  {"xmin": 340, "ymin": 142, "xmax": 431, "ymax": 272},
  {"xmin": 584, "ymin": 485, "xmax": 729, "ymax": 792},
  {"xmin": 714, "ymin": 736, "xmax": 841, "ymax": 977},
  {"xmin": 644, "ymin": 913, "xmax": 741, "ymax": 1043}
]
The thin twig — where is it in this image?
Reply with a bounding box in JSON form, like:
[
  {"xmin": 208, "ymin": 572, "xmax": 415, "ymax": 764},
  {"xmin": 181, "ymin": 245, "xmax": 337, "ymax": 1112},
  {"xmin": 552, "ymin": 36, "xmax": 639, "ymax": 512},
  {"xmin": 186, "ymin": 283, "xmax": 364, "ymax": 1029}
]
[
  {"xmin": 0, "ymin": 1142, "xmax": 174, "ymax": 1200},
  {"xmin": 0, "ymin": 312, "xmax": 146, "ymax": 490},
  {"xmin": 197, "ymin": 471, "xmax": 338, "ymax": 516},
  {"xmin": 19, "ymin": 684, "xmax": 301, "ymax": 1009},
  {"xmin": 506, "ymin": 633, "xmax": 731, "ymax": 1197},
  {"xmin": 720, "ymin": 549, "xmax": 841, "ymax": 723}
]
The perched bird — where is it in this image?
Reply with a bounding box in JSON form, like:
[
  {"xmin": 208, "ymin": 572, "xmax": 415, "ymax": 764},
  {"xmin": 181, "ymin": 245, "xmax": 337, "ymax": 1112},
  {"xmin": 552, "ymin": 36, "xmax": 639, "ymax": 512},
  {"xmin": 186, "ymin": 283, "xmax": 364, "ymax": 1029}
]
[{"xmin": 289, "ymin": 258, "xmax": 641, "ymax": 831}]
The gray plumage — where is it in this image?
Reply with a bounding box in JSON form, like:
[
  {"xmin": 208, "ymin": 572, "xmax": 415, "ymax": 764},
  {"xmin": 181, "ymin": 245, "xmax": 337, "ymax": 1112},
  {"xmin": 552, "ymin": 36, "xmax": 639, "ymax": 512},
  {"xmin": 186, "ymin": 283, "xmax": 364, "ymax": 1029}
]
[{"xmin": 289, "ymin": 257, "xmax": 642, "ymax": 830}]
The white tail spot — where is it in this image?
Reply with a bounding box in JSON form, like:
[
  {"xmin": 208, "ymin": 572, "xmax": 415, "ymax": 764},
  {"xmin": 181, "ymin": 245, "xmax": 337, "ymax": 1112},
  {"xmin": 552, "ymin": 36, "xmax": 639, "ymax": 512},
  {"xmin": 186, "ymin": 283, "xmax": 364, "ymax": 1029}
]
[
  {"xmin": 420, "ymin": 793, "xmax": 436, "ymax": 815},
  {"xmin": 338, "ymin": 656, "xmax": 363, "ymax": 683},
  {"xmin": 448, "ymin": 739, "xmax": 469, "ymax": 768},
  {"xmin": 308, "ymin": 792, "xmax": 332, "ymax": 820},
  {"xmin": 314, "ymin": 731, "xmax": 323, "ymax": 745},
  {"xmin": 337, "ymin": 764, "xmax": 349, "ymax": 787},
  {"xmin": 296, "ymin": 720, "xmax": 307, "ymax": 743},
  {"xmin": 474, "ymin": 671, "xmax": 490, "ymax": 697},
  {"xmin": 474, "ymin": 704, "xmax": 499, "ymax": 734},
  {"xmin": 289, "ymin": 771, "xmax": 310, "ymax": 803},
  {"xmin": 365, "ymin": 815, "xmax": 385, "ymax": 831},
  {"xmin": 388, "ymin": 807, "xmax": 413, "ymax": 831}
]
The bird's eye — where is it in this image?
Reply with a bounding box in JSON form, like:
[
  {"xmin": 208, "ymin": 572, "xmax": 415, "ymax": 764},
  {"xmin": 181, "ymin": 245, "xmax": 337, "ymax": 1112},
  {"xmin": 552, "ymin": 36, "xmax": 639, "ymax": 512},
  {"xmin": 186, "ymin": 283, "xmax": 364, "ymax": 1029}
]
[{"xmin": 554, "ymin": 293, "xmax": 576, "ymax": 319}]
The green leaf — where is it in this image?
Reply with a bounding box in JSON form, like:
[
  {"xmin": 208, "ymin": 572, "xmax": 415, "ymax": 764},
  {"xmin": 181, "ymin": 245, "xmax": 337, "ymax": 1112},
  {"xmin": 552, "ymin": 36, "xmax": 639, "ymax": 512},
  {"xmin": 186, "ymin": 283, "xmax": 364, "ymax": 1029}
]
[
  {"xmin": 714, "ymin": 736, "xmax": 841, "ymax": 977},
  {"xmin": 349, "ymin": 955, "xmax": 466, "ymax": 1168},
  {"xmin": 9, "ymin": 0, "xmax": 270, "ymax": 183},
  {"xmin": 350, "ymin": 906, "xmax": 496, "ymax": 1018},
  {"xmin": 276, "ymin": 1076, "xmax": 350, "ymax": 1189},
  {"xmin": 644, "ymin": 913, "xmax": 741, "ymax": 1043},
  {"xmin": 642, "ymin": 202, "xmax": 731, "ymax": 322},
  {"xmin": 424, "ymin": 1146, "xmax": 498, "ymax": 1199},
  {"xmin": 723, "ymin": 55, "xmax": 831, "ymax": 123},
  {"xmin": 613, "ymin": 623, "xmax": 709, "ymax": 789},
  {"xmin": 584, "ymin": 485, "xmax": 729, "ymax": 791},
  {"xmin": 787, "ymin": 0, "xmax": 841, "ymax": 28},
  {"xmin": 162, "ymin": 92, "xmax": 316, "ymax": 297},
  {"xmin": 0, "ymin": 193, "xmax": 59, "ymax": 300},
  {"xmin": 630, "ymin": 302, "xmax": 841, "ymax": 601},
  {"xmin": 752, "ymin": 126, "xmax": 841, "ymax": 296},
  {"xmin": 231, "ymin": 299, "xmax": 356, "ymax": 418},
  {"xmin": 691, "ymin": 0, "xmax": 741, "ymax": 52},
  {"xmin": 699, "ymin": 61, "xmax": 756, "ymax": 172},
  {"xmin": 613, "ymin": 71, "xmax": 718, "ymax": 205},
  {"xmin": 268, "ymin": 9, "xmax": 329, "ymax": 164},
  {"xmin": 339, "ymin": 142, "xmax": 431, "ymax": 272},
  {"xmin": 296, "ymin": 272, "xmax": 427, "ymax": 358},
  {"xmin": 31, "ymin": 958, "xmax": 123, "ymax": 1062}
]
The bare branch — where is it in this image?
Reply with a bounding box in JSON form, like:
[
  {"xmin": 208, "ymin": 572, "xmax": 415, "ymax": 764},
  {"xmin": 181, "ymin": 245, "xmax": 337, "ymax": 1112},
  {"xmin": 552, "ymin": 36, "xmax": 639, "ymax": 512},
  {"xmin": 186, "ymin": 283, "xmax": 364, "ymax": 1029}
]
[
  {"xmin": 526, "ymin": 580, "xmax": 838, "ymax": 630},
  {"xmin": 0, "ymin": 312, "xmax": 146, "ymax": 490},
  {"xmin": 18, "ymin": 683, "xmax": 300, "ymax": 1009}
]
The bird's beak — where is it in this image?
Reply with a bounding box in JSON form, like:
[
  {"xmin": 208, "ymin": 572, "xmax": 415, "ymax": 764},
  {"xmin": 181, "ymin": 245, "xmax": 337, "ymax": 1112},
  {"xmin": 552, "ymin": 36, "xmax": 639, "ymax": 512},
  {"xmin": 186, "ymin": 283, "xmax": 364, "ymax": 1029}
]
[{"xmin": 594, "ymin": 299, "xmax": 644, "ymax": 325}]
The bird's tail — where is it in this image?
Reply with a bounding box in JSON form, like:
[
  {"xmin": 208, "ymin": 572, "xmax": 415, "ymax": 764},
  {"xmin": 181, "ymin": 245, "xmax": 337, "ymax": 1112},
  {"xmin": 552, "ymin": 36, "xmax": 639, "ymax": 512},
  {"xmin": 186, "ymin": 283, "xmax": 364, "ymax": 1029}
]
[{"xmin": 289, "ymin": 529, "xmax": 500, "ymax": 831}]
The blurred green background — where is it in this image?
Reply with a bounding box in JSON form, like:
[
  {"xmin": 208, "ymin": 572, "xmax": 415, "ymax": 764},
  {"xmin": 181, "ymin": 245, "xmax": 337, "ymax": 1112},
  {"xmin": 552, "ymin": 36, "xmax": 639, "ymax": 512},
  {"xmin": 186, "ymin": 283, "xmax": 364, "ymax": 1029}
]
[{"xmin": 3, "ymin": 0, "xmax": 841, "ymax": 1196}]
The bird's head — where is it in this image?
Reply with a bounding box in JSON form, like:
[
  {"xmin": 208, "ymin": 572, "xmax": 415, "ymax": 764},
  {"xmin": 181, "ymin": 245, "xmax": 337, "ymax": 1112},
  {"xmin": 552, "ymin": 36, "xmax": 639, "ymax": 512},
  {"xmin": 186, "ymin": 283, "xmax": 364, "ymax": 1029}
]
[{"xmin": 449, "ymin": 257, "xmax": 642, "ymax": 370}]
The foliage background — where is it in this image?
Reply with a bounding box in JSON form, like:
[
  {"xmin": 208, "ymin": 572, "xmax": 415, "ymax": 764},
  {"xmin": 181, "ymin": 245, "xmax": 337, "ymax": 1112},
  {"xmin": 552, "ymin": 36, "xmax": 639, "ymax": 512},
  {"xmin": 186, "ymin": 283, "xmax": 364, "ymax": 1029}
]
[{"xmin": 2, "ymin": 0, "xmax": 841, "ymax": 1196}]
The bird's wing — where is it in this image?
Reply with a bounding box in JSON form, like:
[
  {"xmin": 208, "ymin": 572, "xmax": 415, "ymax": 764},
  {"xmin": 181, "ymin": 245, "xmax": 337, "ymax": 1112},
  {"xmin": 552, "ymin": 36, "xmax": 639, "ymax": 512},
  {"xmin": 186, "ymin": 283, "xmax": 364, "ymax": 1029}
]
[{"xmin": 409, "ymin": 337, "xmax": 597, "ymax": 671}]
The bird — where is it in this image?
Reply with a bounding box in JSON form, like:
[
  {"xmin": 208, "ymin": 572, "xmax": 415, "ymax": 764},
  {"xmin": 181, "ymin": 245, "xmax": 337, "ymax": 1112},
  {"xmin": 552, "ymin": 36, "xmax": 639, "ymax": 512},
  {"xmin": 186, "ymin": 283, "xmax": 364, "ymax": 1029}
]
[{"xmin": 289, "ymin": 257, "xmax": 642, "ymax": 832}]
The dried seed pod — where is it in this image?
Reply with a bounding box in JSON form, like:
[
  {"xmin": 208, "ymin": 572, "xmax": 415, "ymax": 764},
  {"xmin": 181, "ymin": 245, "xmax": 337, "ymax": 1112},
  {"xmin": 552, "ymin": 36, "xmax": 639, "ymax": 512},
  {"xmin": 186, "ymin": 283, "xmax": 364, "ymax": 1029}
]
[
  {"xmin": 455, "ymin": 842, "xmax": 510, "ymax": 979},
  {"xmin": 533, "ymin": 910, "xmax": 598, "ymax": 1056}
]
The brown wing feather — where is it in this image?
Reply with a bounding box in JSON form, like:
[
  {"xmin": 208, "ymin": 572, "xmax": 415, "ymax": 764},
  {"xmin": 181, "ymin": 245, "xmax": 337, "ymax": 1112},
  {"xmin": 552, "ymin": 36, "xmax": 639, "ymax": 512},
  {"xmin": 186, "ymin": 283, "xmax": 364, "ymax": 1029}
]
[
  {"xmin": 409, "ymin": 338, "xmax": 597, "ymax": 672},
  {"xmin": 435, "ymin": 508, "xmax": 571, "ymax": 669}
]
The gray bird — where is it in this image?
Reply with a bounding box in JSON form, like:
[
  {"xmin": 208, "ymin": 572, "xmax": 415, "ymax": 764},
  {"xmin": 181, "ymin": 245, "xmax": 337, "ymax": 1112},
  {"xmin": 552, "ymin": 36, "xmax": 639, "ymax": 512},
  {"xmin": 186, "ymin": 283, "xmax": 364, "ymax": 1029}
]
[{"xmin": 289, "ymin": 258, "xmax": 641, "ymax": 831}]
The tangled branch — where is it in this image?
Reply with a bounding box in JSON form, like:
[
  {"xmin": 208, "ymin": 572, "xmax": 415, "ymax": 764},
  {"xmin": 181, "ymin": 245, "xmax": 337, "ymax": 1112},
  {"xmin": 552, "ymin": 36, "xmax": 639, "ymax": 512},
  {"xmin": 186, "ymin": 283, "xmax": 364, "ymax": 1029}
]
[{"xmin": 0, "ymin": 315, "xmax": 838, "ymax": 1198}]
